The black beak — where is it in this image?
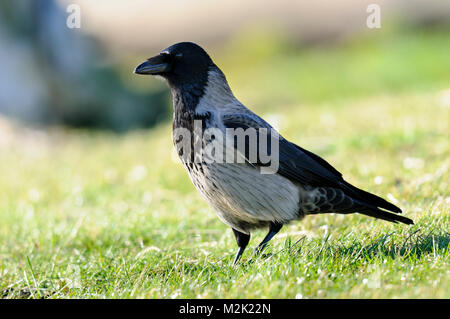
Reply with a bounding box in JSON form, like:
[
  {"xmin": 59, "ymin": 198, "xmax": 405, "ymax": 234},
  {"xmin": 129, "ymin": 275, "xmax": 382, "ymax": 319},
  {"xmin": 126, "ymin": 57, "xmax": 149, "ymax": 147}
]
[{"xmin": 134, "ymin": 54, "xmax": 172, "ymax": 75}]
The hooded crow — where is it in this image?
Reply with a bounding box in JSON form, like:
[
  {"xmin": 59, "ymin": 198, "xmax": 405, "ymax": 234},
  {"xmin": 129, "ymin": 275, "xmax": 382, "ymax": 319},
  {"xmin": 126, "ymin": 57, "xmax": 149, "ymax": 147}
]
[{"xmin": 134, "ymin": 42, "xmax": 413, "ymax": 264}]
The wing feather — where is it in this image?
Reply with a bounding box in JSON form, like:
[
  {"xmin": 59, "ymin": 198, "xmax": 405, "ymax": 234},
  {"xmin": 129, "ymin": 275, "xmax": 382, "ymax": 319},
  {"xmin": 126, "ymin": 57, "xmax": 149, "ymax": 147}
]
[{"xmin": 221, "ymin": 113, "xmax": 405, "ymax": 217}]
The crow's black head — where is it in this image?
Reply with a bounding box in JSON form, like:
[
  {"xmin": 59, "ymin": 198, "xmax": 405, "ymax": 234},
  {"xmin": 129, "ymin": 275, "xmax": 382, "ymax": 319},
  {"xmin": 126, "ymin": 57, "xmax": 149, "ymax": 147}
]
[{"xmin": 134, "ymin": 42, "xmax": 214, "ymax": 93}]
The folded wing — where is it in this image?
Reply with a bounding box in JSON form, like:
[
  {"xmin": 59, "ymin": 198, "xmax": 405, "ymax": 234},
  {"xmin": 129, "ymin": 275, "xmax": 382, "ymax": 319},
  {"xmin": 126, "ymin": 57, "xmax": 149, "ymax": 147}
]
[{"xmin": 221, "ymin": 112, "xmax": 413, "ymax": 225}]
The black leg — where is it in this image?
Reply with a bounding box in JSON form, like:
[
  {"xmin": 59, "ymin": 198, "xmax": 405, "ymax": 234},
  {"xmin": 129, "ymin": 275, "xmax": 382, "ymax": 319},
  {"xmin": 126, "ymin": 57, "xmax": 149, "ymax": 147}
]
[
  {"xmin": 232, "ymin": 228, "xmax": 250, "ymax": 265},
  {"xmin": 254, "ymin": 222, "xmax": 283, "ymax": 256}
]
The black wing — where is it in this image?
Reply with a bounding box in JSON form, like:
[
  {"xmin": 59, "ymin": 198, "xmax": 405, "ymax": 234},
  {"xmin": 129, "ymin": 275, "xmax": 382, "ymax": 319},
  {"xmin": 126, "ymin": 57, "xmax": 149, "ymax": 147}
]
[
  {"xmin": 222, "ymin": 113, "xmax": 413, "ymax": 224},
  {"xmin": 222, "ymin": 113, "xmax": 341, "ymax": 185}
]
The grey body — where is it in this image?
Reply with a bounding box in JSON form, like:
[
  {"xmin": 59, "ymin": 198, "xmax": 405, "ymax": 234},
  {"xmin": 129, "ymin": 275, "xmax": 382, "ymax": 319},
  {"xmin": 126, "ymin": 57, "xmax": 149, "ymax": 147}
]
[
  {"xmin": 172, "ymin": 69, "xmax": 376, "ymax": 234},
  {"xmin": 175, "ymin": 69, "xmax": 301, "ymax": 234}
]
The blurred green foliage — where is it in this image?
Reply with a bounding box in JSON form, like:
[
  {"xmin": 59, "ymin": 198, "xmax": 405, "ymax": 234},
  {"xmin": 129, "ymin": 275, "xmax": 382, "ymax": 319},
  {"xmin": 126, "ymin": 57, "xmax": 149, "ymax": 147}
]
[
  {"xmin": 0, "ymin": 0, "xmax": 170, "ymax": 131},
  {"xmin": 217, "ymin": 26, "xmax": 450, "ymax": 111}
]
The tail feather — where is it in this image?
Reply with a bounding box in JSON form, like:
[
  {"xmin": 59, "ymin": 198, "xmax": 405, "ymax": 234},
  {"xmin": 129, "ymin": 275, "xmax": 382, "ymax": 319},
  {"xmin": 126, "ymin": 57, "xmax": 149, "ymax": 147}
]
[
  {"xmin": 358, "ymin": 206, "xmax": 414, "ymax": 225},
  {"xmin": 340, "ymin": 181, "xmax": 402, "ymax": 213}
]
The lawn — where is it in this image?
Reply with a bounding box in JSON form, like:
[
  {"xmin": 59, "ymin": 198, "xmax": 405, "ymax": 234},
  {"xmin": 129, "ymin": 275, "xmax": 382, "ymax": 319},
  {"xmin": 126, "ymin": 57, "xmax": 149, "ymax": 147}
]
[{"xmin": 0, "ymin": 28, "xmax": 449, "ymax": 298}]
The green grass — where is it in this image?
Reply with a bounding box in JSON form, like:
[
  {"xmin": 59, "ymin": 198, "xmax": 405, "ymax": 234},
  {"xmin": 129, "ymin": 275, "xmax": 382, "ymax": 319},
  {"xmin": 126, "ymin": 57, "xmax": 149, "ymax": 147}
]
[{"xmin": 0, "ymin": 29, "xmax": 449, "ymax": 298}]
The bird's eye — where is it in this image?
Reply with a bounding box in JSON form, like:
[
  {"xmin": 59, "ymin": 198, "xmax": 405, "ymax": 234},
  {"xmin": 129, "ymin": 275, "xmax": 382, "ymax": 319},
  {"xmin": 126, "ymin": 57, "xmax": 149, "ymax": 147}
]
[
  {"xmin": 160, "ymin": 51, "xmax": 173, "ymax": 62},
  {"xmin": 175, "ymin": 53, "xmax": 183, "ymax": 58}
]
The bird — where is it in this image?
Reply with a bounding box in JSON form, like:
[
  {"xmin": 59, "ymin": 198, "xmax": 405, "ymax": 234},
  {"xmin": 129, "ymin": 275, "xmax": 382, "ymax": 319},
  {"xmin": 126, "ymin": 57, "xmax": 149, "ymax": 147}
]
[{"xmin": 134, "ymin": 42, "xmax": 413, "ymax": 264}]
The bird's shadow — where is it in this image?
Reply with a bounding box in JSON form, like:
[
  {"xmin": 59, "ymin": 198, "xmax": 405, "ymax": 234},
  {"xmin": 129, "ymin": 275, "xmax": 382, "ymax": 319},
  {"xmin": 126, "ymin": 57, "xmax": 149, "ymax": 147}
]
[
  {"xmin": 236, "ymin": 230, "xmax": 449, "ymax": 267},
  {"xmin": 336, "ymin": 232, "xmax": 448, "ymax": 260}
]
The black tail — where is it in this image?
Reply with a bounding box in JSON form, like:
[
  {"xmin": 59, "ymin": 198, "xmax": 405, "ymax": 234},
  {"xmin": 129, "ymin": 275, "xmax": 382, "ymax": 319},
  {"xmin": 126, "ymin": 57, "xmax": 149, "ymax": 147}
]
[
  {"xmin": 358, "ymin": 206, "xmax": 414, "ymax": 225},
  {"xmin": 340, "ymin": 180, "xmax": 402, "ymax": 213},
  {"xmin": 339, "ymin": 181, "xmax": 413, "ymax": 225}
]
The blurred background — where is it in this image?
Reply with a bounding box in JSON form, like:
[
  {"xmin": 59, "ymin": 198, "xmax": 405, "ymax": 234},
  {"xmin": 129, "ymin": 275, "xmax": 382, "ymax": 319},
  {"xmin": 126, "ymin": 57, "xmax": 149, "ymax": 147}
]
[
  {"xmin": 0, "ymin": 0, "xmax": 449, "ymax": 299},
  {"xmin": 0, "ymin": 0, "xmax": 449, "ymax": 131}
]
